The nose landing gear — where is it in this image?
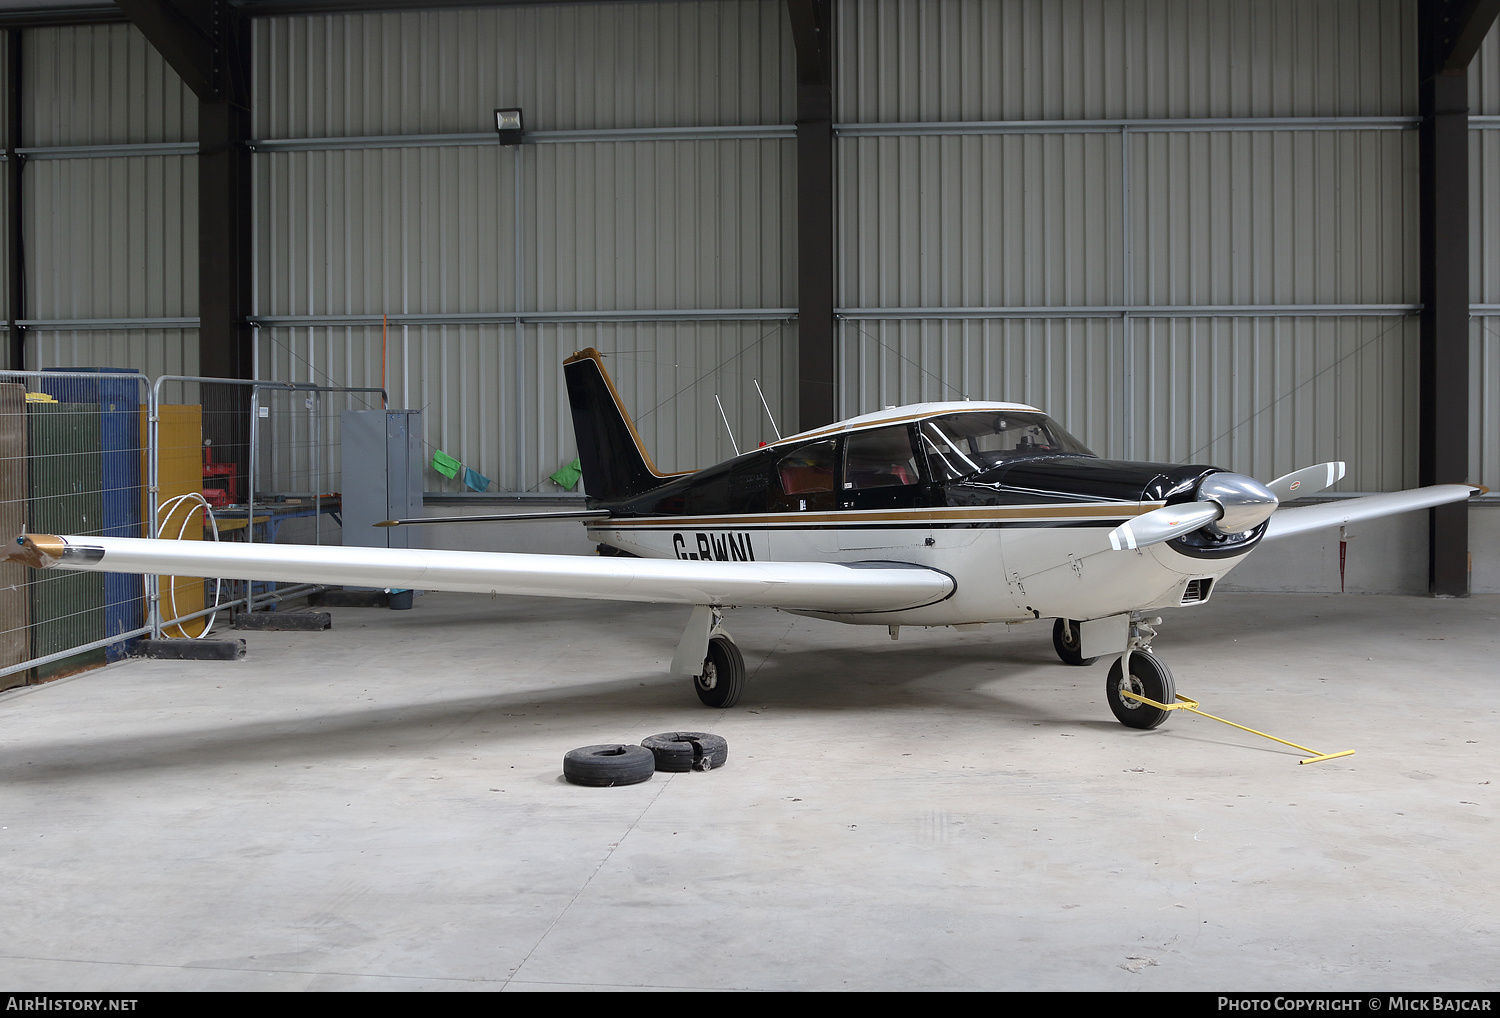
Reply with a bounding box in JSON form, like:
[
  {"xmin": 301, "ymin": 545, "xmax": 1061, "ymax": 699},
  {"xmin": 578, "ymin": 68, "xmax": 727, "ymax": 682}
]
[
  {"xmin": 1104, "ymin": 615, "xmax": 1176, "ymax": 729},
  {"xmin": 1106, "ymin": 649, "xmax": 1176, "ymax": 729}
]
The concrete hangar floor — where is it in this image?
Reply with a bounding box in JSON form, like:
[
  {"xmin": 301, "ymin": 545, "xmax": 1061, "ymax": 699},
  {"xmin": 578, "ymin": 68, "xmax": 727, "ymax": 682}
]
[{"xmin": 0, "ymin": 590, "xmax": 1495, "ymax": 991}]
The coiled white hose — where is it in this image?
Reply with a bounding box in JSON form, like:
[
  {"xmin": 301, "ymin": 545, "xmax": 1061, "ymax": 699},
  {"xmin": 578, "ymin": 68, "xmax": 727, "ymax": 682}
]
[{"xmin": 155, "ymin": 493, "xmax": 224, "ymax": 639}]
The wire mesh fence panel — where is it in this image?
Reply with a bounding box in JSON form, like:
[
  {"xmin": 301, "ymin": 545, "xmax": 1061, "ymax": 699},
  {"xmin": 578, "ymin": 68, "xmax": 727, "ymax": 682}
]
[
  {"xmin": 148, "ymin": 377, "xmax": 387, "ymax": 636},
  {"xmin": 248, "ymin": 383, "xmax": 386, "ymax": 548},
  {"xmin": 0, "ymin": 370, "xmax": 152, "ymax": 687},
  {"xmin": 4, "ymin": 372, "xmax": 389, "ymax": 677}
]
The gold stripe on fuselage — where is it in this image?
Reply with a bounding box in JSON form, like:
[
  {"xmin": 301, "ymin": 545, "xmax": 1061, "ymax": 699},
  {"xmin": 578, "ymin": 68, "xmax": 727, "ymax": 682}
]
[{"xmin": 589, "ymin": 503, "xmax": 1164, "ymax": 530}]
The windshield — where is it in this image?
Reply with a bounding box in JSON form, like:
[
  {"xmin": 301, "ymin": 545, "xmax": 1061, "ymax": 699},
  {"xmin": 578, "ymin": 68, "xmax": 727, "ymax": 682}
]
[{"xmin": 919, "ymin": 411, "xmax": 1094, "ymax": 480}]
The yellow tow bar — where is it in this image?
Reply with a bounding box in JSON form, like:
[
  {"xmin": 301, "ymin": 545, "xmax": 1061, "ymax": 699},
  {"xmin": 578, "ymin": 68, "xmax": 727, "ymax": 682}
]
[{"xmin": 1117, "ymin": 690, "xmax": 1355, "ymax": 765}]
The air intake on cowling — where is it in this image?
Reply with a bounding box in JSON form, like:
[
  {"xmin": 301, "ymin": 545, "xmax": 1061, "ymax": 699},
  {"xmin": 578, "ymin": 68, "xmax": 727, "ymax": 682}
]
[{"xmin": 1181, "ymin": 578, "xmax": 1213, "ymax": 604}]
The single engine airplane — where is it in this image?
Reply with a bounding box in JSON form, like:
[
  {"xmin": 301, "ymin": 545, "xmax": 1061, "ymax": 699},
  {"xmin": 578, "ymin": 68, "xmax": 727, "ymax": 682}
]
[{"xmin": 5, "ymin": 348, "xmax": 1484, "ymax": 730}]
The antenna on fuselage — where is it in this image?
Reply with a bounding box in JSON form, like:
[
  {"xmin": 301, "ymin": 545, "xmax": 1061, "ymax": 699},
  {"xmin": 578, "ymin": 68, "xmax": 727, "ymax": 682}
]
[
  {"xmin": 714, "ymin": 394, "xmax": 741, "ymax": 456},
  {"xmin": 753, "ymin": 379, "xmax": 783, "ymax": 441}
]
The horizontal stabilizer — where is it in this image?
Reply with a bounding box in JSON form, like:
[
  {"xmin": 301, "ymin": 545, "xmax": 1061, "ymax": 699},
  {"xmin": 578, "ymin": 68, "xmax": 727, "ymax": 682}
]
[
  {"xmin": 7, "ymin": 534, "xmax": 955, "ymax": 615},
  {"xmin": 1263, "ymin": 485, "xmax": 1481, "ymax": 541}
]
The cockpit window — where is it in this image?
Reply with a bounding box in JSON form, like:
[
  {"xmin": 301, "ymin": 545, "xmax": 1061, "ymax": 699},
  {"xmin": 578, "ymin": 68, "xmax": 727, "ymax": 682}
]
[
  {"xmin": 844, "ymin": 425, "xmax": 921, "ymax": 490},
  {"xmin": 778, "ymin": 439, "xmax": 837, "ymax": 494},
  {"xmin": 919, "ymin": 411, "xmax": 1094, "ymax": 480}
]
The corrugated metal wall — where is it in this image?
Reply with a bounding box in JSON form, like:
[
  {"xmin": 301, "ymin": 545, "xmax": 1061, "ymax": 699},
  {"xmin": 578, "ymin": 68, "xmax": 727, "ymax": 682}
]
[
  {"xmin": 838, "ymin": 133, "xmax": 1123, "ymax": 309},
  {"xmin": 1471, "ymin": 26, "xmax": 1500, "ymax": 494},
  {"xmin": 254, "ymin": 3, "xmax": 793, "ymax": 137},
  {"xmin": 24, "ymin": 328, "xmax": 198, "ymax": 381},
  {"xmin": 254, "ymin": 140, "xmax": 792, "ymax": 318},
  {"xmin": 834, "ymin": 0, "xmax": 1424, "ymax": 490},
  {"xmin": 839, "ymin": 317, "xmax": 1125, "ymax": 453},
  {"xmin": 256, "ymin": 319, "xmax": 794, "ymax": 484},
  {"xmin": 0, "ymin": 39, "xmax": 8, "ymax": 353},
  {"xmin": 18, "ymin": 24, "xmax": 198, "ymax": 377},
  {"xmin": 250, "ymin": 2, "xmax": 796, "ymax": 490},
  {"xmin": 835, "ymin": 0, "xmax": 1412, "ymax": 122},
  {"xmin": 27, "ymin": 155, "xmax": 196, "ymax": 319},
  {"xmin": 8, "ymin": 1, "xmax": 1493, "ymax": 500},
  {"xmin": 25, "ymin": 23, "xmax": 194, "ymax": 146}
]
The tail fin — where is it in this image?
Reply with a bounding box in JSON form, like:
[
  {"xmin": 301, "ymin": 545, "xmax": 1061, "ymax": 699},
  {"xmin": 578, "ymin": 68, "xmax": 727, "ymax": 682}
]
[{"xmin": 562, "ymin": 348, "xmax": 678, "ymax": 502}]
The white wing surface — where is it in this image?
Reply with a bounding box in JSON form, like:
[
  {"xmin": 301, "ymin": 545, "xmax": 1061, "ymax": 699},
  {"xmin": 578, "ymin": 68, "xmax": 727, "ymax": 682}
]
[
  {"xmin": 8, "ymin": 534, "xmax": 955, "ymax": 614},
  {"xmin": 1263, "ymin": 485, "xmax": 1480, "ymax": 541}
]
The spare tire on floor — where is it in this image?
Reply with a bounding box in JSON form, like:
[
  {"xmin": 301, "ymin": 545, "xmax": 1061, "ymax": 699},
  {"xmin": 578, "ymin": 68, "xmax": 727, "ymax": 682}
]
[
  {"xmin": 563, "ymin": 744, "xmax": 656, "ymax": 786},
  {"xmin": 641, "ymin": 732, "xmax": 729, "ymax": 772}
]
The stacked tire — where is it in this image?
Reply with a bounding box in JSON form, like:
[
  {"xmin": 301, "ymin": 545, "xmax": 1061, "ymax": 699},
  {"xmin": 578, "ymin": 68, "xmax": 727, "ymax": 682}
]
[
  {"xmin": 641, "ymin": 732, "xmax": 728, "ymax": 772},
  {"xmin": 563, "ymin": 731, "xmax": 728, "ymax": 786}
]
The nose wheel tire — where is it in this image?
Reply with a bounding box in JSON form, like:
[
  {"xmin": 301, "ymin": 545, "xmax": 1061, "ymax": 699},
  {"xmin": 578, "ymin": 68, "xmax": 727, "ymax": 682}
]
[
  {"xmin": 1052, "ymin": 618, "xmax": 1098, "ymax": 666},
  {"xmin": 693, "ymin": 635, "xmax": 746, "ymax": 708},
  {"xmin": 1106, "ymin": 651, "xmax": 1175, "ymax": 730}
]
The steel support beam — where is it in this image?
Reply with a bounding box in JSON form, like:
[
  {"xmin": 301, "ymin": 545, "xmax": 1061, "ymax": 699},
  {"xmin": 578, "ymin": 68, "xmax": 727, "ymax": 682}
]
[
  {"xmin": 1434, "ymin": 0, "xmax": 1500, "ymax": 70},
  {"xmin": 199, "ymin": 93, "xmax": 253, "ymax": 381},
  {"xmin": 6, "ymin": 29, "xmax": 23, "ymax": 372},
  {"xmin": 119, "ymin": 1, "xmax": 252, "ymax": 382},
  {"xmin": 1418, "ymin": 0, "xmax": 1497, "ymax": 595},
  {"xmin": 0, "ymin": 7, "xmax": 124, "ymax": 31},
  {"xmin": 788, "ymin": 0, "xmax": 835, "ymax": 431},
  {"xmin": 114, "ymin": 0, "xmax": 215, "ymax": 98}
]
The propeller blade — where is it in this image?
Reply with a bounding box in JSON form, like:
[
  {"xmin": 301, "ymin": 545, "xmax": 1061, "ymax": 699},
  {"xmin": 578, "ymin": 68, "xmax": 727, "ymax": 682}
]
[
  {"xmin": 1265, "ymin": 461, "xmax": 1345, "ymax": 502},
  {"xmin": 1108, "ymin": 502, "xmax": 1222, "ymax": 551}
]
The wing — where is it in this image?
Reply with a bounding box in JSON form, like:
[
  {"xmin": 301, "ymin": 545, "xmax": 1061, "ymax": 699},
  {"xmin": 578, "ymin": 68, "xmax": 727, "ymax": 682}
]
[
  {"xmin": 6, "ymin": 534, "xmax": 955, "ymax": 614},
  {"xmin": 1262, "ymin": 484, "xmax": 1482, "ymax": 541}
]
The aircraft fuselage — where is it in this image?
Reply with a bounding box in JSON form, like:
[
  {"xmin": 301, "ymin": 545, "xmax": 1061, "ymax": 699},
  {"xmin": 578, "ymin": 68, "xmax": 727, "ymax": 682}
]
[{"xmin": 583, "ymin": 403, "xmax": 1263, "ymax": 627}]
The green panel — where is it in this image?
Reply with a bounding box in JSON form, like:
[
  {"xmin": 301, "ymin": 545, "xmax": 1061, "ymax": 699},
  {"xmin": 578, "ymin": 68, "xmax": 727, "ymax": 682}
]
[
  {"xmin": 0, "ymin": 384, "xmax": 27, "ymax": 687},
  {"xmin": 27, "ymin": 402, "xmax": 105, "ymax": 680}
]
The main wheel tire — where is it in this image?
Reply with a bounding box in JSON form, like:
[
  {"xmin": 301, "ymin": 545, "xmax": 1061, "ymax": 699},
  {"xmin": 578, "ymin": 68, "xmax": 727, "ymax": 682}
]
[
  {"xmin": 562, "ymin": 744, "xmax": 656, "ymax": 787},
  {"xmin": 693, "ymin": 635, "xmax": 746, "ymax": 708},
  {"xmin": 642, "ymin": 732, "xmax": 729, "ymax": 772},
  {"xmin": 1106, "ymin": 651, "xmax": 1176, "ymax": 730},
  {"xmin": 1052, "ymin": 618, "xmax": 1098, "ymax": 666}
]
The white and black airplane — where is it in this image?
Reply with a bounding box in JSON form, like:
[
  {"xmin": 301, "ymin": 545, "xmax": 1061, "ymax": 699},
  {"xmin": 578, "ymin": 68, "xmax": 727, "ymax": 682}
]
[{"xmin": 5, "ymin": 348, "xmax": 1484, "ymax": 731}]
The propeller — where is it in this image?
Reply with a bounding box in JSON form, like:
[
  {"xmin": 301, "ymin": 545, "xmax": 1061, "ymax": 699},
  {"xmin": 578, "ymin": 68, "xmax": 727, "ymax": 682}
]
[
  {"xmin": 1108, "ymin": 502, "xmax": 1223, "ymax": 551},
  {"xmin": 1264, "ymin": 461, "xmax": 1345, "ymax": 502},
  {"xmin": 1107, "ymin": 469, "xmax": 1292, "ymax": 551}
]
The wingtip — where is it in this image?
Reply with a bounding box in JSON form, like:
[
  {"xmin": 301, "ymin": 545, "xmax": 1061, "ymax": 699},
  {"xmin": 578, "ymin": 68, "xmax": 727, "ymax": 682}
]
[{"xmin": 3, "ymin": 534, "xmax": 64, "ymax": 568}]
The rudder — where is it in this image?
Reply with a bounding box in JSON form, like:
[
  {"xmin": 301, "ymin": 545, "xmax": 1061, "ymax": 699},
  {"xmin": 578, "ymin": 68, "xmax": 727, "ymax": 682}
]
[{"xmin": 562, "ymin": 349, "xmax": 675, "ymax": 503}]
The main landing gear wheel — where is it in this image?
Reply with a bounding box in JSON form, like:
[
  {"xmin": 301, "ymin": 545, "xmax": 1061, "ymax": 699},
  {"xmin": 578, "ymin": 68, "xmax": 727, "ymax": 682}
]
[
  {"xmin": 1106, "ymin": 651, "xmax": 1176, "ymax": 730},
  {"xmin": 1052, "ymin": 618, "xmax": 1098, "ymax": 666},
  {"xmin": 693, "ymin": 634, "xmax": 746, "ymax": 709}
]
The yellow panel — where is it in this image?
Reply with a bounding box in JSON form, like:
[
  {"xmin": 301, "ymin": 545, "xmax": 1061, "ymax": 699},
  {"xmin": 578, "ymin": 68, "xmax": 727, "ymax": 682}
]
[{"xmin": 144, "ymin": 405, "xmax": 207, "ymax": 638}]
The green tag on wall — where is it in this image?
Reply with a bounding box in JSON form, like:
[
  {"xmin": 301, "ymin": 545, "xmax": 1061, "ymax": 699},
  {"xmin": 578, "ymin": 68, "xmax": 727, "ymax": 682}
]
[{"xmin": 431, "ymin": 449, "xmax": 461, "ymax": 479}]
